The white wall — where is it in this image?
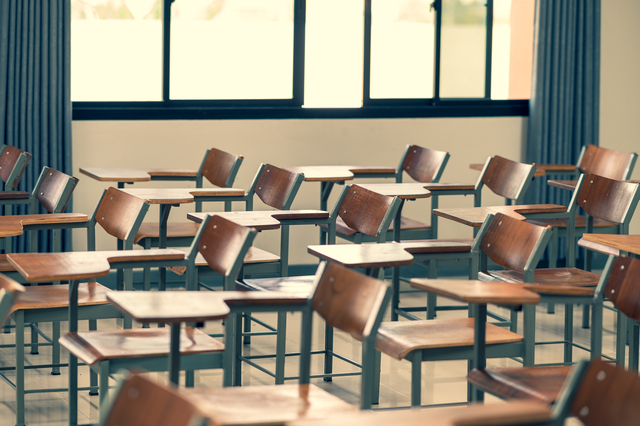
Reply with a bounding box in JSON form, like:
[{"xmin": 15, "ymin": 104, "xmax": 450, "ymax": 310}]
[
  {"xmin": 71, "ymin": 117, "xmax": 525, "ymax": 264},
  {"xmin": 600, "ymin": 0, "xmax": 640, "ymax": 234},
  {"xmin": 70, "ymin": 0, "xmax": 640, "ymax": 263}
]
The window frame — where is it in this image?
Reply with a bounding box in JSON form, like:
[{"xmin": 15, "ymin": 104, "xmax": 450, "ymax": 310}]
[{"xmin": 72, "ymin": 0, "xmax": 529, "ymax": 121}]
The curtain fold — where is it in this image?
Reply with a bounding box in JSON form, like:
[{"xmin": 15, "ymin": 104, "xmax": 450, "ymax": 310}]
[{"xmin": 0, "ymin": 0, "xmax": 73, "ymax": 253}]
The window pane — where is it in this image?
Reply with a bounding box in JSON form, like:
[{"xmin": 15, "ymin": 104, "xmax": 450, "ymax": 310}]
[
  {"xmin": 304, "ymin": 0, "xmax": 364, "ymax": 107},
  {"xmin": 370, "ymin": 0, "xmax": 434, "ymax": 99},
  {"xmin": 71, "ymin": 0, "xmax": 162, "ymax": 101},
  {"xmin": 170, "ymin": 0, "xmax": 294, "ymax": 100},
  {"xmin": 439, "ymin": 0, "xmax": 487, "ymax": 98},
  {"xmin": 491, "ymin": 0, "xmax": 534, "ymax": 99}
]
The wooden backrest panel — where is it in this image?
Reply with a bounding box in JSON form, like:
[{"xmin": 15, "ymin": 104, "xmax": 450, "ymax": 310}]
[
  {"xmin": 254, "ymin": 164, "xmax": 300, "ymax": 209},
  {"xmin": 604, "ymin": 256, "xmax": 640, "ymax": 321},
  {"xmin": 402, "ymin": 145, "xmax": 448, "ymax": 183},
  {"xmin": 579, "ymin": 145, "xmax": 636, "ymax": 179},
  {"xmin": 570, "ymin": 359, "xmax": 640, "ymax": 426},
  {"xmin": 0, "ymin": 145, "xmax": 31, "ymax": 188},
  {"xmin": 482, "ymin": 155, "xmax": 535, "ymax": 200},
  {"xmin": 0, "ymin": 274, "xmax": 24, "ymax": 328},
  {"xmin": 36, "ymin": 168, "xmax": 79, "ymax": 213},
  {"xmin": 197, "ymin": 215, "xmax": 254, "ymax": 276},
  {"xmin": 95, "ymin": 187, "xmax": 148, "ymax": 241},
  {"xmin": 481, "ymin": 213, "xmax": 548, "ymax": 272},
  {"xmin": 201, "ymin": 148, "xmax": 242, "ymax": 188},
  {"xmin": 312, "ymin": 262, "xmax": 388, "ymax": 341},
  {"xmin": 103, "ymin": 374, "xmax": 202, "ymax": 426},
  {"xmin": 576, "ymin": 174, "xmax": 639, "ymax": 224},
  {"xmin": 338, "ymin": 184, "xmax": 394, "ymax": 238}
]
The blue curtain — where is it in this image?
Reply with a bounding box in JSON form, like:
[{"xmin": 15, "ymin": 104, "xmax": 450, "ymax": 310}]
[
  {"xmin": 525, "ymin": 0, "xmax": 600, "ymax": 260},
  {"xmin": 0, "ymin": 0, "xmax": 73, "ymax": 252},
  {"xmin": 526, "ymin": 0, "xmax": 601, "ymax": 206}
]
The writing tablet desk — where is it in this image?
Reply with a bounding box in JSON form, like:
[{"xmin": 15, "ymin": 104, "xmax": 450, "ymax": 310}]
[
  {"xmin": 0, "ymin": 213, "xmax": 90, "ymax": 278},
  {"xmin": 6, "ymin": 249, "xmax": 186, "ymax": 426},
  {"xmin": 79, "ymin": 168, "xmax": 199, "ymax": 189},
  {"xmin": 548, "ymin": 178, "xmax": 640, "ymax": 192},
  {"xmin": 469, "ymin": 163, "xmax": 577, "ymax": 177},
  {"xmin": 107, "ymin": 291, "xmax": 309, "ymax": 388},
  {"xmin": 285, "ymin": 166, "xmax": 396, "ymax": 210},
  {"xmin": 434, "ymin": 204, "xmax": 567, "ymax": 228},
  {"xmin": 579, "ymin": 233, "xmax": 640, "ymax": 257}
]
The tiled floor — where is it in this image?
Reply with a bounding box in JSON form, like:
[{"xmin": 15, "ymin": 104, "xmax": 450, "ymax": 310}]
[{"xmin": 0, "ymin": 278, "xmax": 626, "ymax": 426}]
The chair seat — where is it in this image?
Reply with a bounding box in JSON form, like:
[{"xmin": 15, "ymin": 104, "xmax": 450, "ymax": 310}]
[
  {"xmin": 397, "ymin": 238, "xmax": 474, "ymax": 254},
  {"xmin": 239, "ymin": 276, "xmax": 315, "ymax": 297},
  {"xmin": 478, "ymin": 268, "xmax": 600, "ymax": 296},
  {"xmin": 134, "ymin": 222, "xmax": 199, "ymax": 244},
  {"xmin": 527, "ymin": 215, "xmax": 618, "ymax": 229},
  {"xmin": 169, "ymin": 246, "xmax": 280, "ymax": 275},
  {"xmin": 467, "ymin": 366, "xmax": 571, "ymax": 404},
  {"xmin": 479, "ymin": 268, "xmax": 600, "ymax": 287},
  {"xmin": 376, "ymin": 318, "xmax": 523, "ymax": 360},
  {"xmin": 321, "ymin": 216, "xmax": 429, "ymax": 237},
  {"xmin": 12, "ymin": 282, "xmax": 110, "ymax": 312},
  {"xmin": 59, "ymin": 327, "xmax": 224, "ymax": 365},
  {"xmin": 0, "ymin": 191, "xmax": 30, "ymax": 200},
  {"xmin": 181, "ymin": 384, "xmax": 356, "ymax": 426}
]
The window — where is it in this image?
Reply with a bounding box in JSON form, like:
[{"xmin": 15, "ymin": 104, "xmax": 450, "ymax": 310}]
[{"xmin": 71, "ymin": 0, "xmax": 533, "ymax": 119}]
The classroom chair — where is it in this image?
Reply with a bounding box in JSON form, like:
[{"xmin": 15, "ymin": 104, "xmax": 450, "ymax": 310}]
[
  {"xmin": 238, "ymin": 183, "xmax": 401, "ymax": 384},
  {"xmin": 468, "ymin": 253, "xmax": 640, "ymax": 405},
  {"xmin": 482, "ymin": 175, "xmax": 640, "ymax": 362},
  {"xmin": 345, "ymin": 145, "xmax": 449, "ymax": 242},
  {"xmin": 137, "ymin": 163, "xmax": 304, "ymax": 292},
  {"xmin": 134, "ymin": 147, "xmax": 243, "ymax": 247},
  {"xmin": 529, "ymin": 144, "xmax": 638, "ymax": 270},
  {"xmin": 106, "ymin": 261, "xmax": 389, "ymax": 426},
  {"xmin": 0, "ymin": 166, "xmax": 79, "ymax": 273},
  {"xmin": 371, "ymin": 213, "xmax": 545, "ymax": 407},
  {"xmin": 394, "ymin": 155, "xmax": 539, "ymax": 321},
  {"xmin": 4, "ymin": 187, "xmax": 152, "ymax": 426},
  {"xmin": 59, "ymin": 214, "xmax": 258, "ymax": 420},
  {"xmin": 0, "ymin": 144, "xmax": 32, "ymax": 199}
]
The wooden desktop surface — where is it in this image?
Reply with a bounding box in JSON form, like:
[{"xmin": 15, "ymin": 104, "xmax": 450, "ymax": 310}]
[
  {"xmin": 434, "ymin": 204, "xmax": 566, "ymax": 228},
  {"xmin": 307, "ymin": 243, "xmax": 414, "ymax": 268},
  {"xmin": 7, "ymin": 249, "xmax": 185, "ymax": 282}
]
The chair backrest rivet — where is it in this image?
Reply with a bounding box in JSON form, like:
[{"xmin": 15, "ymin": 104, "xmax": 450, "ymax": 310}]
[
  {"xmin": 579, "ymin": 406, "xmax": 589, "ymax": 417},
  {"xmin": 596, "ymin": 370, "xmax": 606, "ymax": 381}
]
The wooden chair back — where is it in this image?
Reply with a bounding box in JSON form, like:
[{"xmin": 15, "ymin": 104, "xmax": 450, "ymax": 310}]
[
  {"xmin": 0, "ymin": 145, "xmax": 32, "ymax": 189},
  {"xmin": 253, "ymin": 164, "xmax": 303, "ymax": 210},
  {"xmin": 576, "ymin": 174, "xmax": 640, "ymax": 225},
  {"xmin": 564, "ymin": 359, "xmax": 640, "ymax": 426},
  {"xmin": 193, "ymin": 214, "xmax": 257, "ymax": 277},
  {"xmin": 94, "ymin": 187, "xmax": 149, "ymax": 242},
  {"xmin": 0, "ymin": 274, "xmax": 24, "ymax": 328},
  {"xmin": 480, "ymin": 213, "xmax": 551, "ymax": 274},
  {"xmin": 578, "ymin": 145, "xmax": 637, "ymax": 180},
  {"xmin": 479, "ymin": 155, "xmax": 536, "ymax": 202},
  {"xmin": 311, "ymin": 262, "xmax": 390, "ymax": 342},
  {"xmin": 34, "ymin": 167, "xmax": 79, "ymax": 213},
  {"xmin": 398, "ymin": 145, "xmax": 449, "ymax": 183},
  {"xmin": 336, "ymin": 184, "xmax": 397, "ymax": 238},
  {"xmin": 604, "ymin": 256, "xmax": 640, "ymax": 322},
  {"xmin": 200, "ymin": 148, "xmax": 243, "ymax": 188},
  {"xmin": 102, "ymin": 373, "xmax": 204, "ymax": 426}
]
